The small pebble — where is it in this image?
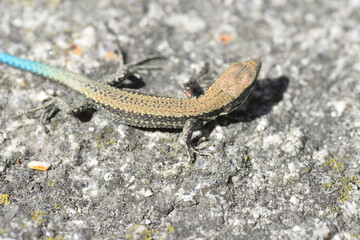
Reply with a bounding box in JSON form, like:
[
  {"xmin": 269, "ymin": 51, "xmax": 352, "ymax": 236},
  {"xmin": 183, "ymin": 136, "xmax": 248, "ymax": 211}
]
[{"xmin": 27, "ymin": 161, "xmax": 51, "ymax": 171}]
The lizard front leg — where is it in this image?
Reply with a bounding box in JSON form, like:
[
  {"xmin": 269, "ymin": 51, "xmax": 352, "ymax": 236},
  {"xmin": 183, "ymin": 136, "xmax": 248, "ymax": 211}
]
[{"xmin": 182, "ymin": 118, "xmax": 213, "ymax": 162}]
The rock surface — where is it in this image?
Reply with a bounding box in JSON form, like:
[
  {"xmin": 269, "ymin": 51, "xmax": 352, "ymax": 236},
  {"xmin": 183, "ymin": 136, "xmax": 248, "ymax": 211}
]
[{"xmin": 0, "ymin": 0, "xmax": 359, "ymax": 239}]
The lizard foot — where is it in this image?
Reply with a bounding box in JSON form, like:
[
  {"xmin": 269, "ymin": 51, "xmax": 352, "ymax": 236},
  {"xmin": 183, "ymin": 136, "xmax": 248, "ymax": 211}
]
[
  {"xmin": 187, "ymin": 145, "xmax": 214, "ymax": 163},
  {"xmin": 12, "ymin": 101, "xmax": 59, "ymax": 133}
]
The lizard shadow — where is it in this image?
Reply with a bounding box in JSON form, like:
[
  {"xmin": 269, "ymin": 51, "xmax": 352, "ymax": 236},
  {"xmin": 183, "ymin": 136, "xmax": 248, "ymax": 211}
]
[{"xmin": 199, "ymin": 76, "xmax": 290, "ymax": 140}]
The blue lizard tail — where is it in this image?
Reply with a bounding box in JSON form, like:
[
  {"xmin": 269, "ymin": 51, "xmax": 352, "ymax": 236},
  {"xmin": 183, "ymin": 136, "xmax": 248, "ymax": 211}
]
[
  {"xmin": 0, "ymin": 51, "xmax": 99, "ymax": 95},
  {"xmin": 0, "ymin": 51, "xmax": 59, "ymax": 78}
]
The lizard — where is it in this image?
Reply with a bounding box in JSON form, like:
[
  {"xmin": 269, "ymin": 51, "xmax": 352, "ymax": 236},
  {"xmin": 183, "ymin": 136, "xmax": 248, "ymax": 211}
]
[{"xmin": 0, "ymin": 51, "xmax": 261, "ymax": 161}]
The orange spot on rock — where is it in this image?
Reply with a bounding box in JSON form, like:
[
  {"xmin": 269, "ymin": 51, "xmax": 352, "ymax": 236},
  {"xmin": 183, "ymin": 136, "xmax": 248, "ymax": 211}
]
[
  {"xmin": 104, "ymin": 51, "xmax": 118, "ymax": 62},
  {"xmin": 69, "ymin": 45, "xmax": 84, "ymax": 56},
  {"xmin": 217, "ymin": 34, "xmax": 235, "ymax": 45}
]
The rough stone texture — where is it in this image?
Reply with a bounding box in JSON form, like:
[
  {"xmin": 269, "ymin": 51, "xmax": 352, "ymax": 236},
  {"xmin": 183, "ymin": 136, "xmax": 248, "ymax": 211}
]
[{"xmin": 0, "ymin": 0, "xmax": 359, "ymax": 239}]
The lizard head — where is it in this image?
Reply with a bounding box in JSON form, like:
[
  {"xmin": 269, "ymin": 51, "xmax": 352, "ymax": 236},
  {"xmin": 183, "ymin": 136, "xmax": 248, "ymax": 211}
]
[{"xmin": 214, "ymin": 58, "xmax": 261, "ymax": 113}]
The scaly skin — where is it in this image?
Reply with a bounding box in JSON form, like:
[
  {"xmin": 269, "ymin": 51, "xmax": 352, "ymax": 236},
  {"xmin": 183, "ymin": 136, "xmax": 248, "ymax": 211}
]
[{"xmin": 0, "ymin": 51, "xmax": 261, "ymax": 160}]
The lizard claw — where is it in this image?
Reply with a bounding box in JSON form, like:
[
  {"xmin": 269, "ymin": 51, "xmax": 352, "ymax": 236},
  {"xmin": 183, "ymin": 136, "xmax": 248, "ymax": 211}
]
[{"xmin": 187, "ymin": 145, "xmax": 214, "ymax": 163}]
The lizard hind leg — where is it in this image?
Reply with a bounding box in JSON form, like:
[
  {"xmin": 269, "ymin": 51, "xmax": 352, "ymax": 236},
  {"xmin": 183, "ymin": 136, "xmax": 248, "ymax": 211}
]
[
  {"xmin": 104, "ymin": 22, "xmax": 165, "ymax": 87},
  {"xmin": 12, "ymin": 98, "xmax": 67, "ymax": 133},
  {"xmin": 104, "ymin": 49, "xmax": 165, "ymax": 88},
  {"xmin": 13, "ymin": 97, "xmax": 99, "ymax": 133}
]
